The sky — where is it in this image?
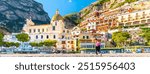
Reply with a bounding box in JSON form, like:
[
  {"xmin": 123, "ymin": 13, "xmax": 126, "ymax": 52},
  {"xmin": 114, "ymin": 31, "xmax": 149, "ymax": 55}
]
[{"xmin": 36, "ymin": 0, "xmax": 96, "ymax": 18}]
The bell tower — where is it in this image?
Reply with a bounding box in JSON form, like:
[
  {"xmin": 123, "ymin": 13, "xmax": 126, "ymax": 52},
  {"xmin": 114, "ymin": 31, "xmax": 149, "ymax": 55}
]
[{"xmin": 56, "ymin": 9, "xmax": 59, "ymax": 14}]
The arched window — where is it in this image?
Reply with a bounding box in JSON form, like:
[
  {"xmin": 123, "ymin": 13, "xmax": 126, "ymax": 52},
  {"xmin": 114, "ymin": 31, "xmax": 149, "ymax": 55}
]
[
  {"xmin": 38, "ymin": 29, "xmax": 40, "ymax": 32},
  {"xmin": 83, "ymin": 36, "xmax": 85, "ymax": 39},
  {"xmin": 86, "ymin": 36, "xmax": 89, "ymax": 39},
  {"xmin": 36, "ymin": 35, "xmax": 38, "ymax": 39},
  {"xmin": 42, "ymin": 29, "xmax": 44, "ymax": 32},
  {"xmin": 29, "ymin": 29, "xmax": 32, "ymax": 33},
  {"xmin": 47, "ymin": 35, "xmax": 49, "ymax": 39},
  {"xmin": 41, "ymin": 35, "xmax": 43, "ymax": 39},
  {"xmin": 52, "ymin": 26, "xmax": 55, "ymax": 31},
  {"xmin": 34, "ymin": 29, "xmax": 36, "ymax": 33},
  {"xmin": 53, "ymin": 35, "xmax": 56, "ymax": 39}
]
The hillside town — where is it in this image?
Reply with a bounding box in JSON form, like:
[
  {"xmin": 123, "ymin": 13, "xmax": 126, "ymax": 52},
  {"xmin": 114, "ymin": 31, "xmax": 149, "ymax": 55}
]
[{"xmin": 1, "ymin": 0, "xmax": 150, "ymax": 55}]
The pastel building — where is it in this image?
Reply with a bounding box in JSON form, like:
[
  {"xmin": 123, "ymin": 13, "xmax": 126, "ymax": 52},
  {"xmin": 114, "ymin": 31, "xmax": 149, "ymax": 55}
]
[
  {"xmin": 71, "ymin": 26, "xmax": 103, "ymax": 49},
  {"xmin": 80, "ymin": 0, "xmax": 150, "ymax": 34},
  {"xmin": 118, "ymin": 9, "xmax": 150, "ymax": 26}
]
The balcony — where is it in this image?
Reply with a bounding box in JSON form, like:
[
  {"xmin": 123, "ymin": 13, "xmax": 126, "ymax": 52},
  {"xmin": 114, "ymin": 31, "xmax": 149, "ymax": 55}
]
[
  {"xmin": 62, "ymin": 41, "xmax": 66, "ymax": 44},
  {"xmin": 141, "ymin": 20, "xmax": 147, "ymax": 24},
  {"xmin": 79, "ymin": 39, "xmax": 93, "ymax": 43}
]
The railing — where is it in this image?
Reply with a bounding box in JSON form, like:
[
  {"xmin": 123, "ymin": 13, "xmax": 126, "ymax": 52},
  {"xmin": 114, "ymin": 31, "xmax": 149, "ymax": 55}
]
[
  {"xmin": 124, "ymin": 46, "xmax": 150, "ymax": 53},
  {"xmin": 80, "ymin": 46, "xmax": 150, "ymax": 54},
  {"xmin": 80, "ymin": 48, "xmax": 125, "ymax": 54}
]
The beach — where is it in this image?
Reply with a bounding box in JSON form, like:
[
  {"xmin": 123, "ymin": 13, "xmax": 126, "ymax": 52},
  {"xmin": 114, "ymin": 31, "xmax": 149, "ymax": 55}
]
[{"xmin": 0, "ymin": 53, "xmax": 150, "ymax": 57}]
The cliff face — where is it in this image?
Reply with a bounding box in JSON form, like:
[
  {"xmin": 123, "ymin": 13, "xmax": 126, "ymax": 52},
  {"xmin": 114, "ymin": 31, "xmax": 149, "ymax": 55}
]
[{"xmin": 0, "ymin": 0, "xmax": 50, "ymax": 32}]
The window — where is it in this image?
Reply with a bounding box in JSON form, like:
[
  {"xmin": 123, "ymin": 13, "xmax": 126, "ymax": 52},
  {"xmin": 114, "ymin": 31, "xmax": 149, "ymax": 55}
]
[
  {"xmin": 143, "ymin": 12, "xmax": 146, "ymax": 18},
  {"xmin": 96, "ymin": 22, "xmax": 99, "ymax": 25},
  {"xmin": 41, "ymin": 35, "xmax": 43, "ymax": 39},
  {"xmin": 136, "ymin": 13, "xmax": 138, "ymax": 20},
  {"xmin": 52, "ymin": 26, "xmax": 55, "ymax": 31},
  {"xmin": 86, "ymin": 36, "xmax": 89, "ymax": 39},
  {"xmin": 67, "ymin": 30, "xmax": 69, "ymax": 33},
  {"xmin": 71, "ymin": 41, "xmax": 73, "ymax": 44},
  {"xmin": 46, "ymin": 35, "xmax": 49, "ymax": 39},
  {"xmin": 83, "ymin": 36, "xmax": 85, "ymax": 39},
  {"xmin": 29, "ymin": 29, "xmax": 32, "ymax": 33},
  {"xmin": 34, "ymin": 29, "xmax": 36, "ymax": 33},
  {"xmin": 38, "ymin": 29, "xmax": 40, "ymax": 32},
  {"xmin": 53, "ymin": 35, "xmax": 56, "ymax": 39},
  {"xmin": 55, "ymin": 22, "xmax": 57, "ymax": 26},
  {"xmin": 42, "ymin": 29, "xmax": 44, "ymax": 32},
  {"xmin": 63, "ymin": 30, "xmax": 65, "ymax": 33},
  {"xmin": 68, "ymin": 41, "xmax": 70, "ymax": 43},
  {"xmin": 36, "ymin": 35, "xmax": 38, "ymax": 39},
  {"xmin": 62, "ymin": 35, "xmax": 65, "ymax": 39},
  {"xmin": 62, "ymin": 41, "xmax": 66, "ymax": 44}
]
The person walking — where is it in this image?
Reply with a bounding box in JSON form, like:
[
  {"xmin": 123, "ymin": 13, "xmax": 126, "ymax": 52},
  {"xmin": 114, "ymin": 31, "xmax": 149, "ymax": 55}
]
[{"xmin": 95, "ymin": 39, "xmax": 102, "ymax": 56}]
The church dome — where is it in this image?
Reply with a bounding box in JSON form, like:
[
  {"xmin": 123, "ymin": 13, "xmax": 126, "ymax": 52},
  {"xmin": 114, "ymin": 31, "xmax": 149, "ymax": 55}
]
[{"xmin": 51, "ymin": 9, "xmax": 63, "ymax": 21}]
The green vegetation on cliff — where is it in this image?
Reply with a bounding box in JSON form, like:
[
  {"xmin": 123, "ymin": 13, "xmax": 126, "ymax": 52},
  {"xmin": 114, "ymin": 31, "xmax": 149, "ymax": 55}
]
[
  {"xmin": 63, "ymin": 13, "xmax": 81, "ymax": 25},
  {"xmin": 110, "ymin": 0, "xmax": 138, "ymax": 9},
  {"xmin": 97, "ymin": 0, "xmax": 110, "ymax": 4}
]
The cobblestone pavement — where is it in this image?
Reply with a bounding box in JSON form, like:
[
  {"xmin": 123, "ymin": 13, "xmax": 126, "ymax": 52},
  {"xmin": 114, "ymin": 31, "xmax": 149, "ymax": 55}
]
[{"xmin": 0, "ymin": 53, "xmax": 150, "ymax": 57}]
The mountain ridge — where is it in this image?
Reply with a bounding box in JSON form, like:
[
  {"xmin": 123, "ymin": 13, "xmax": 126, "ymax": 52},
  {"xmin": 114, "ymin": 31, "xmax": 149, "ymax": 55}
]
[{"xmin": 0, "ymin": 0, "xmax": 50, "ymax": 32}]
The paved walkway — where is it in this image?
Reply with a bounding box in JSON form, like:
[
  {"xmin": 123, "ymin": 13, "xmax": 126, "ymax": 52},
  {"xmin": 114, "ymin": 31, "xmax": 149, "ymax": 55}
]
[{"xmin": 0, "ymin": 53, "xmax": 150, "ymax": 57}]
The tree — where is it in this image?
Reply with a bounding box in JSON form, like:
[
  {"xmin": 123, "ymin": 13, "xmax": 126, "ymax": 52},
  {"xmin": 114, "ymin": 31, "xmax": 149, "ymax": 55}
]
[
  {"xmin": 3, "ymin": 42, "xmax": 20, "ymax": 47},
  {"xmin": 30, "ymin": 42, "xmax": 39, "ymax": 47},
  {"xmin": 0, "ymin": 33, "xmax": 4, "ymax": 46},
  {"xmin": 112, "ymin": 31, "xmax": 131, "ymax": 47},
  {"xmin": 30, "ymin": 40, "xmax": 57, "ymax": 47},
  {"xmin": 43, "ymin": 40, "xmax": 57, "ymax": 47},
  {"xmin": 16, "ymin": 33, "xmax": 30, "ymax": 42},
  {"xmin": 140, "ymin": 28, "xmax": 150, "ymax": 46}
]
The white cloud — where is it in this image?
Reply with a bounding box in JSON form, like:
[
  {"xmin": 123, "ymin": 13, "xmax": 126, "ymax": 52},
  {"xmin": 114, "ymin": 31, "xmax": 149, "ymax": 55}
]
[{"xmin": 68, "ymin": 0, "xmax": 72, "ymax": 2}]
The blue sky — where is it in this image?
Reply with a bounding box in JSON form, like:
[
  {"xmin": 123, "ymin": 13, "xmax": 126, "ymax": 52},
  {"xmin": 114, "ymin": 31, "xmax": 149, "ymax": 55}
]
[{"xmin": 36, "ymin": 0, "xmax": 96, "ymax": 18}]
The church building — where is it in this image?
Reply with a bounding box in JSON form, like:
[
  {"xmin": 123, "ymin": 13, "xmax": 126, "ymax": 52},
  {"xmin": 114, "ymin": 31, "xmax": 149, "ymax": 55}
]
[{"xmin": 22, "ymin": 10, "xmax": 75, "ymax": 50}]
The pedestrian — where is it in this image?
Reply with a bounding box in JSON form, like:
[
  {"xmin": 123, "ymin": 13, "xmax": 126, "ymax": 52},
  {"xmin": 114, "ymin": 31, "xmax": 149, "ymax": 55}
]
[{"xmin": 95, "ymin": 39, "xmax": 102, "ymax": 56}]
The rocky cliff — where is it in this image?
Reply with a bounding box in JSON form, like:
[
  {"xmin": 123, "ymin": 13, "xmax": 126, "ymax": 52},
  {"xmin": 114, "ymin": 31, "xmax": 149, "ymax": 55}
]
[
  {"xmin": 63, "ymin": 1, "xmax": 102, "ymax": 25},
  {"xmin": 0, "ymin": 0, "xmax": 50, "ymax": 32}
]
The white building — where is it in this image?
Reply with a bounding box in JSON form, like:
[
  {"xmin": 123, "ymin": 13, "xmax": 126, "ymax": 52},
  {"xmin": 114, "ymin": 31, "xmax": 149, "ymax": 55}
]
[{"xmin": 3, "ymin": 33, "xmax": 20, "ymax": 43}]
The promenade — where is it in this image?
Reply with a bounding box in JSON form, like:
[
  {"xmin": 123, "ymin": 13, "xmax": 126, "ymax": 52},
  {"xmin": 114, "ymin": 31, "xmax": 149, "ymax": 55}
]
[{"xmin": 0, "ymin": 53, "xmax": 150, "ymax": 57}]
